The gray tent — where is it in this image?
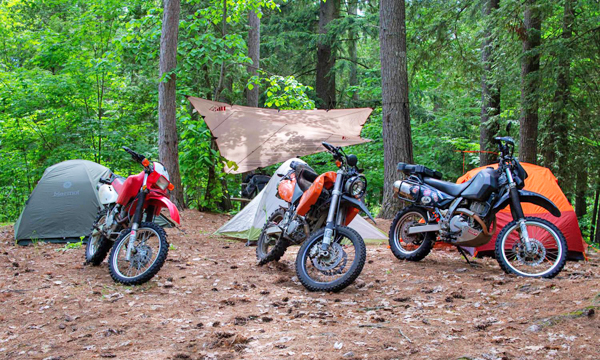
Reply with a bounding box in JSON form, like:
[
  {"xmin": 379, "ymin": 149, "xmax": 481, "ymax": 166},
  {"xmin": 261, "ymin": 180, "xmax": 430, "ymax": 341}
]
[{"xmin": 14, "ymin": 160, "xmax": 112, "ymax": 244}]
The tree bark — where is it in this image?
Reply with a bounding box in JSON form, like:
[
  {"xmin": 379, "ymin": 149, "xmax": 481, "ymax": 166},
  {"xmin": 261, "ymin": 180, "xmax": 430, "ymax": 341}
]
[
  {"xmin": 590, "ymin": 189, "xmax": 599, "ymax": 243},
  {"xmin": 348, "ymin": 0, "xmax": 358, "ymax": 103},
  {"xmin": 479, "ymin": 0, "xmax": 501, "ymax": 166},
  {"xmin": 316, "ymin": 0, "xmax": 340, "ymax": 109},
  {"xmin": 378, "ymin": 0, "xmax": 413, "ymax": 219},
  {"xmin": 542, "ymin": 0, "xmax": 573, "ymax": 186},
  {"xmin": 575, "ymin": 165, "xmax": 588, "ymax": 219},
  {"xmin": 518, "ymin": 0, "xmax": 542, "ymax": 164},
  {"xmin": 247, "ymin": 9, "xmax": 260, "ymax": 108},
  {"xmin": 158, "ymin": 0, "xmax": 185, "ymax": 208}
]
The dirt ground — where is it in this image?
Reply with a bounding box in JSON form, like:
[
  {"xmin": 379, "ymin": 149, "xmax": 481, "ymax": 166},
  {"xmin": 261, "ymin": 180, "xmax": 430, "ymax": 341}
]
[{"xmin": 1, "ymin": 210, "xmax": 599, "ymax": 360}]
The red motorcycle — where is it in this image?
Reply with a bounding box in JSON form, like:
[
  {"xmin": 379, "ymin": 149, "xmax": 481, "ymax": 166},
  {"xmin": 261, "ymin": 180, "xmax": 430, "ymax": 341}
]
[{"xmin": 85, "ymin": 146, "xmax": 180, "ymax": 285}]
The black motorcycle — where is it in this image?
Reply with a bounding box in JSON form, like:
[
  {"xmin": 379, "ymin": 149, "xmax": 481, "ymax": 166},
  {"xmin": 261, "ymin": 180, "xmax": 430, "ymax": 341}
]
[{"xmin": 388, "ymin": 124, "xmax": 568, "ymax": 278}]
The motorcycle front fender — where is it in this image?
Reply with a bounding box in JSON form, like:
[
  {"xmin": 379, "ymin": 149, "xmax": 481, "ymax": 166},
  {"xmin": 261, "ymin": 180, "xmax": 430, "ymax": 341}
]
[
  {"xmin": 340, "ymin": 195, "xmax": 377, "ymax": 225},
  {"xmin": 491, "ymin": 190, "xmax": 561, "ymax": 217},
  {"xmin": 147, "ymin": 196, "xmax": 181, "ymax": 224}
]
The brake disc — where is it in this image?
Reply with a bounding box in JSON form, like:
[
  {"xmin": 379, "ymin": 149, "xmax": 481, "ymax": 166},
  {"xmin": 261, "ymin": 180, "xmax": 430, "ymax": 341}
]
[
  {"xmin": 311, "ymin": 242, "xmax": 347, "ymax": 275},
  {"xmin": 513, "ymin": 239, "xmax": 546, "ymax": 266},
  {"xmin": 131, "ymin": 245, "xmax": 153, "ymax": 269}
]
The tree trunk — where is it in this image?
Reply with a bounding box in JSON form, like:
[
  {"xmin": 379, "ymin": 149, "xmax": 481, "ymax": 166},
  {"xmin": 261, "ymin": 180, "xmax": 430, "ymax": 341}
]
[
  {"xmin": 596, "ymin": 194, "xmax": 600, "ymax": 244},
  {"xmin": 348, "ymin": 0, "xmax": 358, "ymax": 103},
  {"xmin": 203, "ymin": 137, "xmax": 218, "ymax": 210},
  {"xmin": 590, "ymin": 189, "xmax": 599, "ymax": 243},
  {"xmin": 575, "ymin": 165, "xmax": 588, "ymax": 219},
  {"xmin": 542, "ymin": 0, "xmax": 573, "ymax": 186},
  {"xmin": 247, "ymin": 9, "xmax": 260, "ymax": 108},
  {"xmin": 158, "ymin": 0, "xmax": 185, "ymax": 208},
  {"xmin": 213, "ymin": 0, "xmax": 228, "ymax": 101},
  {"xmin": 378, "ymin": 0, "xmax": 413, "ymax": 219},
  {"xmin": 479, "ymin": 0, "xmax": 501, "ymax": 166},
  {"xmin": 316, "ymin": 0, "xmax": 339, "ymax": 109},
  {"xmin": 518, "ymin": 0, "xmax": 542, "ymax": 164}
]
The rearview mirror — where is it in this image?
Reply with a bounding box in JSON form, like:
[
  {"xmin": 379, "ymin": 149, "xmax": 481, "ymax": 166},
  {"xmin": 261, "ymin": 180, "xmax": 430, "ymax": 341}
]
[{"xmin": 347, "ymin": 154, "xmax": 358, "ymax": 167}]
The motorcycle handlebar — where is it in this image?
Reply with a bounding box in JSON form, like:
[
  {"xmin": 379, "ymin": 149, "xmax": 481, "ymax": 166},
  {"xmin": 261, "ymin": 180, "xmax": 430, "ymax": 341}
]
[
  {"xmin": 322, "ymin": 142, "xmax": 341, "ymax": 158},
  {"xmin": 122, "ymin": 146, "xmax": 146, "ymax": 164}
]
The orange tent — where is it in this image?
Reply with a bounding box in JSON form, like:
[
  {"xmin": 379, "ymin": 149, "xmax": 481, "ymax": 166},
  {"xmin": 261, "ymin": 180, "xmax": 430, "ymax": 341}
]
[{"xmin": 457, "ymin": 163, "xmax": 586, "ymax": 259}]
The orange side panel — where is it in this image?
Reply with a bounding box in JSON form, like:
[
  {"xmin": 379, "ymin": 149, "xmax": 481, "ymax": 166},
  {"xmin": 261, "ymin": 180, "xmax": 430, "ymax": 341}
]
[{"xmin": 296, "ymin": 171, "xmax": 337, "ymax": 216}]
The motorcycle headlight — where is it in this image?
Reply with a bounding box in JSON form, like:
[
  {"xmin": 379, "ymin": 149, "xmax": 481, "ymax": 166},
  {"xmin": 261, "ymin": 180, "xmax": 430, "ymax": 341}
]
[
  {"xmin": 155, "ymin": 175, "xmax": 170, "ymax": 191},
  {"xmin": 345, "ymin": 176, "xmax": 367, "ymax": 198}
]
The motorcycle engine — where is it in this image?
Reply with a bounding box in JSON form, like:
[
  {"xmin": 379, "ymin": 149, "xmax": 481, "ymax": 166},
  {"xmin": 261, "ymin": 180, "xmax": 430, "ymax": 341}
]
[
  {"xmin": 469, "ymin": 201, "xmax": 487, "ymax": 216},
  {"xmin": 448, "ymin": 212, "xmax": 491, "ymax": 247},
  {"xmin": 285, "ymin": 217, "xmax": 309, "ymax": 244}
]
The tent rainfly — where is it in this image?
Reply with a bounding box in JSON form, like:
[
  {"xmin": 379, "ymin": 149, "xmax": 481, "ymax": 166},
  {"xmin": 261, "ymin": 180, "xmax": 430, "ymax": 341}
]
[
  {"xmin": 187, "ymin": 97, "xmax": 373, "ymax": 174},
  {"xmin": 457, "ymin": 163, "xmax": 586, "ymax": 260},
  {"xmin": 215, "ymin": 159, "xmax": 387, "ymax": 243}
]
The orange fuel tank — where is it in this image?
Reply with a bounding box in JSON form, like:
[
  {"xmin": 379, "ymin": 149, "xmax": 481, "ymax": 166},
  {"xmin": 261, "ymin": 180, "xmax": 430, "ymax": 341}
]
[{"xmin": 277, "ymin": 173, "xmax": 296, "ymax": 203}]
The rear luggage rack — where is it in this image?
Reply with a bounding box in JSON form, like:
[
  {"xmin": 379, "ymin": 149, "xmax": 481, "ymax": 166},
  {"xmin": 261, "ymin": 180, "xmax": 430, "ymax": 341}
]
[{"xmin": 397, "ymin": 162, "xmax": 443, "ymax": 180}]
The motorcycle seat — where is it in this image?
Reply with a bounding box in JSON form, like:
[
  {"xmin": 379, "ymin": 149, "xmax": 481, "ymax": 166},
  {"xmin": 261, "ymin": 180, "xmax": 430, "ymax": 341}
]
[
  {"xmin": 294, "ymin": 164, "xmax": 319, "ymax": 192},
  {"xmin": 423, "ymin": 177, "xmax": 472, "ymax": 197}
]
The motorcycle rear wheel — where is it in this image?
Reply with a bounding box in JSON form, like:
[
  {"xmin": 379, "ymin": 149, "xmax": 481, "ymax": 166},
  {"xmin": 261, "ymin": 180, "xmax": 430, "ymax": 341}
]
[
  {"xmin": 85, "ymin": 208, "xmax": 113, "ymax": 266},
  {"xmin": 389, "ymin": 206, "xmax": 435, "ymax": 262},
  {"xmin": 256, "ymin": 209, "xmax": 289, "ymax": 266},
  {"xmin": 108, "ymin": 222, "xmax": 169, "ymax": 285}
]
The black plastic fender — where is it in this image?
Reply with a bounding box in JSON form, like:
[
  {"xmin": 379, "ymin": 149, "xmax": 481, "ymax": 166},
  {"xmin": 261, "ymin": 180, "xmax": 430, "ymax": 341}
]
[
  {"xmin": 340, "ymin": 195, "xmax": 377, "ymax": 224},
  {"xmin": 491, "ymin": 190, "xmax": 561, "ymax": 217}
]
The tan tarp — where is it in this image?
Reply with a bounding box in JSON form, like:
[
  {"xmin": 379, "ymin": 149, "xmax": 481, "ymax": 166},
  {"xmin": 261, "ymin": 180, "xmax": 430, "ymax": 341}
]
[{"xmin": 187, "ymin": 97, "xmax": 373, "ymax": 174}]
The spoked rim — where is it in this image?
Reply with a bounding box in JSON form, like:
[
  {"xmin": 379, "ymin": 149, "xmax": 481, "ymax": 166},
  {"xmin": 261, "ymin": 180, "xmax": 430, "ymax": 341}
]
[
  {"xmin": 112, "ymin": 227, "xmax": 163, "ymax": 279},
  {"xmin": 300, "ymin": 232, "xmax": 357, "ymax": 284},
  {"xmin": 87, "ymin": 215, "xmax": 107, "ymax": 257},
  {"xmin": 393, "ymin": 211, "xmax": 428, "ymax": 255},
  {"xmin": 258, "ymin": 213, "xmax": 284, "ymax": 256},
  {"xmin": 499, "ymin": 220, "xmax": 563, "ymax": 277}
]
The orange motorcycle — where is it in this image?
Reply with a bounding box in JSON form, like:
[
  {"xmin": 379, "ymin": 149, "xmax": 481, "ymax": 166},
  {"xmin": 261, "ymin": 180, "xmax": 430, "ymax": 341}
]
[{"xmin": 256, "ymin": 142, "xmax": 374, "ymax": 292}]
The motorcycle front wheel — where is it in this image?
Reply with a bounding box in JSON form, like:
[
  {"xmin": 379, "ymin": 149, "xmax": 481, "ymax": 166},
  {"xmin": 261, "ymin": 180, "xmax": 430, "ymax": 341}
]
[
  {"xmin": 295, "ymin": 226, "xmax": 366, "ymax": 292},
  {"xmin": 85, "ymin": 208, "xmax": 113, "ymax": 266},
  {"xmin": 495, "ymin": 217, "xmax": 567, "ymax": 278},
  {"xmin": 108, "ymin": 222, "xmax": 169, "ymax": 285}
]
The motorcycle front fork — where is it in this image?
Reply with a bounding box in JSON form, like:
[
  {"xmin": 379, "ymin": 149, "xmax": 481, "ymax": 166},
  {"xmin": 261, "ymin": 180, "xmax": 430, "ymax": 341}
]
[
  {"xmin": 509, "ymin": 187, "xmax": 533, "ymax": 252},
  {"xmin": 126, "ymin": 191, "xmax": 146, "ymax": 261},
  {"xmin": 320, "ymin": 170, "xmax": 345, "ymax": 253}
]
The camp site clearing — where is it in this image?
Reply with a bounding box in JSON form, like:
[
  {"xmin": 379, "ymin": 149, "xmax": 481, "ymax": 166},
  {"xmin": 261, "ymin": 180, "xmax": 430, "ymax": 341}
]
[{"xmin": 1, "ymin": 211, "xmax": 598, "ymax": 360}]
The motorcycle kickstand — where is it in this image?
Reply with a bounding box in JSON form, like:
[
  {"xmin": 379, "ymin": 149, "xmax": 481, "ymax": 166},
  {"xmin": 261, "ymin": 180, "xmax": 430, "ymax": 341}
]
[{"xmin": 456, "ymin": 246, "xmax": 476, "ymax": 266}]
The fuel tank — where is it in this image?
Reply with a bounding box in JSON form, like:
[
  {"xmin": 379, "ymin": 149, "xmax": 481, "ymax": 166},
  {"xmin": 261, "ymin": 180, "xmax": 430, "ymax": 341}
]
[{"xmin": 461, "ymin": 168, "xmax": 499, "ymax": 201}]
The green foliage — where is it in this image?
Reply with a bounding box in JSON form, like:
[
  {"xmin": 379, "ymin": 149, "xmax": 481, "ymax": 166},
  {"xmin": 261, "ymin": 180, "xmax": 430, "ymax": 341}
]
[{"xmin": 0, "ymin": 0, "xmax": 598, "ymax": 225}]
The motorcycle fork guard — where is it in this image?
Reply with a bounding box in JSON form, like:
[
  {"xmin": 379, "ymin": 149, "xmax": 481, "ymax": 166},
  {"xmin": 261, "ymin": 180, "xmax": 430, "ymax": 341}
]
[{"xmin": 126, "ymin": 191, "xmax": 146, "ymax": 261}]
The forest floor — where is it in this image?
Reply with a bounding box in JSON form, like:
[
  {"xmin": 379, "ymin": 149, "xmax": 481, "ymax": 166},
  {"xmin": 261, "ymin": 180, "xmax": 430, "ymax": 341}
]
[{"xmin": 1, "ymin": 210, "xmax": 599, "ymax": 360}]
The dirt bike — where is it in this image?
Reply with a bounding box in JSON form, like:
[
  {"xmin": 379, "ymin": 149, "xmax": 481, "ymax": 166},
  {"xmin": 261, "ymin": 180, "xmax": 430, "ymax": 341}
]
[
  {"xmin": 257, "ymin": 142, "xmax": 375, "ymax": 292},
  {"xmin": 85, "ymin": 146, "xmax": 180, "ymax": 285},
  {"xmin": 389, "ymin": 123, "xmax": 567, "ymax": 278}
]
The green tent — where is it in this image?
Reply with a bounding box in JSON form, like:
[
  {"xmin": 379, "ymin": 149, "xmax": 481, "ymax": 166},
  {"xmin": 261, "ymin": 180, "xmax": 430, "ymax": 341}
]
[
  {"xmin": 14, "ymin": 159, "xmax": 175, "ymax": 245},
  {"xmin": 14, "ymin": 160, "xmax": 112, "ymax": 244}
]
